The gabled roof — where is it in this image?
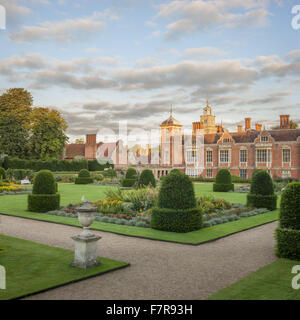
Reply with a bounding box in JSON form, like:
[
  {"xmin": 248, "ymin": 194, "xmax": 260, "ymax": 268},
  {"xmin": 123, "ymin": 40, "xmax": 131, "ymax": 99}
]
[
  {"xmin": 161, "ymin": 114, "xmax": 182, "ymax": 126},
  {"xmin": 64, "ymin": 144, "xmax": 85, "ymax": 158},
  {"xmin": 203, "ymin": 129, "xmax": 300, "ymax": 144}
]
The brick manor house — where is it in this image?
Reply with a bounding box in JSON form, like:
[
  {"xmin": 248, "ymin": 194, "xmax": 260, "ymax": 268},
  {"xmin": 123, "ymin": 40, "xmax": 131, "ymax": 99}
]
[{"xmin": 64, "ymin": 103, "xmax": 300, "ymax": 180}]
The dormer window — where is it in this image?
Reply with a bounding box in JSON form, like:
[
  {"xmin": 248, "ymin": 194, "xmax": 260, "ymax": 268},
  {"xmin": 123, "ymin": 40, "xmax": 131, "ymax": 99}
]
[
  {"xmin": 261, "ymin": 136, "xmax": 268, "ymax": 142},
  {"xmin": 223, "ymin": 138, "xmax": 231, "ymax": 143}
]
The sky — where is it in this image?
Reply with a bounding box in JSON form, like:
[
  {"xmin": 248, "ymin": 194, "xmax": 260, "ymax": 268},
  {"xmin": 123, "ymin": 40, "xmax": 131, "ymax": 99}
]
[{"xmin": 0, "ymin": 0, "xmax": 299, "ymax": 143}]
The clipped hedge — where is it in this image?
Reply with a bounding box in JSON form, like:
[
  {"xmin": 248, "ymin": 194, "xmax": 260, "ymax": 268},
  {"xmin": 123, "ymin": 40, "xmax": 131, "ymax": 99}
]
[
  {"xmin": 247, "ymin": 170, "xmax": 277, "ymax": 210},
  {"xmin": 75, "ymin": 169, "xmax": 93, "ymax": 184},
  {"xmin": 0, "ymin": 167, "xmax": 6, "ymax": 180},
  {"xmin": 151, "ymin": 207, "xmax": 203, "ymax": 233},
  {"xmin": 28, "ymin": 170, "xmax": 60, "ymax": 213},
  {"xmin": 158, "ymin": 171, "xmax": 196, "ymax": 210},
  {"xmin": 125, "ymin": 168, "xmax": 138, "ymax": 179},
  {"xmin": 28, "ymin": 194, "xmax": 61, "ymax": 213},
  {"xmin": 122, "ymin": 178, "xmax": 136, "ymax": 188},
  {"xmin": 247, "ymin": 194, "xmax": 277, "ymax": 211},
  {"xmin": 276, "ymin": 183, "xmax": 300, "ymax": 260},
  {"xmin": 138, "ymin": 169, "xmax": 156, "ymax": 188},
  {"xmin": 213, "ymin": 169, "xmax": 234, "ymax": 192},
  {"xmin": 75, "ymin": 177, "xmax": 93, "ymax": 184},
  {"xmin": 213, "ymin": 183, "xmax": 234, "ymax": 192},
  {"xmin": 33, "ymin": 170, "xmax": 56, "ymax": 194},
  {"xmin": 275, "ymin": 228, "xmax": 300, "ymax": 260},
  {"xmin": 279, "ymin": 182, "xmax": 300, "ymax": 230}
]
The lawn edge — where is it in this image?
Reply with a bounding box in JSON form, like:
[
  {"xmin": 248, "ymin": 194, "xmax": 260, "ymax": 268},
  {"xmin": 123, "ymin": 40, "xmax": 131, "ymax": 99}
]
[
  {"xmin": 0, "ymin": 211, "xmax": 278, "ymax": 246},
  {"xmin": 8, "ymin": 262, "xmax": 130, "ymax": 301}
]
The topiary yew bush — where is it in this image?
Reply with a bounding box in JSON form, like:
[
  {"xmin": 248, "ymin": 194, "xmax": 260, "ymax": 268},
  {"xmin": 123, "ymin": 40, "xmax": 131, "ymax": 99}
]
[
  {"xmin": 75, "ymin": 169, "xmax": 93, "ymax": 184},
  {"xmin": 28, "ymin": 170, "xmax": 60, "ymax": 213},
  {"xmin": 213, "ymin": 169, "xmax": 234, "ymax": 192},
  {"xmin": 151, "ymin": 171, "xmax": 202, "ymax": 232},
  {"xmin": 122, "ymin": 168, "xmax": 138, "ymax": 187},
  {"xmin": 138, "ymin": 169, "xmax": 156, "ymax": 188},
  {"xmin": 247, "ymin": 170, "xmax": 277, "ymax": 210},
  {"xmin": 276, "ymin": 183, "xmax": 300, "ymax": 260}
]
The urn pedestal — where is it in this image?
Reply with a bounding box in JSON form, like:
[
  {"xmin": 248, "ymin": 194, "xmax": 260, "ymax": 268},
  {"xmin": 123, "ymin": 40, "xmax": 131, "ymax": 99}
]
[{"xmin": 71, "ymin": 200, "xmax": 101, "ymax": 269}]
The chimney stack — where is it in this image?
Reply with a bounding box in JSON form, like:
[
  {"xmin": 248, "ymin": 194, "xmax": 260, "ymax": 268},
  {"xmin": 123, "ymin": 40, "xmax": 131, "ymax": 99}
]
[
  {"xmin": 86, "ymin": 134, "xmax": 96, "ymax": 145},
  {"xmin": 238, "ymin": 125, "xmax": 243, "ymax": 133},
  {"xmin": 280, "ymin": 115, "xmax": 290, "ymax": 129},
  {"xmin": 245, "ymin": 118, "xmax": 251, "ymax": 131},
  {"xmin": 256, "ymin": 124, "xmax": 262, "ymax": 131}
]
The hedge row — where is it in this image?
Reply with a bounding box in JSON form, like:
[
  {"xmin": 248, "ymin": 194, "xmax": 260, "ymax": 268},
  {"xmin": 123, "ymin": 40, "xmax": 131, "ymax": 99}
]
[
  {"xmin": 1, "ymin": 157, "xmax": 112, "ymax": 172},
  {"xmin": 151, "ymin": 207, "xmax": 203, "ymax": 233},
  {"xmin": 122, "ymin": 178, "xmax": 136, "ymax": 187}
]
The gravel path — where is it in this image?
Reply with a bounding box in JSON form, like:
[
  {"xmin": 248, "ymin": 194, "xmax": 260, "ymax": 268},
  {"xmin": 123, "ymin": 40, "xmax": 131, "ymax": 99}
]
[{"xmin": 0, "ymin": 215, "xmax": 278, "ymax": 300}]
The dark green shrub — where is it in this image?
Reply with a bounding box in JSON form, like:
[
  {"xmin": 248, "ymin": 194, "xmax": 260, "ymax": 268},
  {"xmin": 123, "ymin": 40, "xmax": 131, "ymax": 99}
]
[
  {"xmin": 276, "ymin": 183, "xmax": 300, "ymax": 260},
  {"xmin": 279, "ymin": 183, "xmax": 300, "ymax": 230},
  {"xmin": 138, "ymin": 169, "xmax": 156, "ymax": 188},
  {"xmin": 103, "ymin": 169, "xmax": 117, "ymax": 178},
  {"xmin": 213, "ymin": 169, "xmax": 234, "ymax": 192},
  {"xmin": 276, "ymin": 228, "xmax": 300, "ymax": 260},
  {"xmin": 151, "ymin": 171, "xmax": 202, "ymax": 232},
  {"xmin": 247, "ymin": 170, "xmax": 277, "ymax": 210},
  {"xmin": 78, "ymin": 169, "xmax": 90, "ymax": 178},
  {"xmin": 75, "ymin": 169, "xmax": 93, "ymax": 184},
  {"xmin": 250, "ymin": 170, "xmax": 274, "ymax": 195},
  {"xmin": 122, "ymin": 178, "xmax": 136, "ymax": 188},
  {"xmin": 28, "ymin": 194, "xmax": 60, "ymax": 213},
  {"xmin": 125, "ymin": 168, "xmax": 138, "ymax": 179},
  {"xmin": 151, "ymin": 207, "xmax": 203, "ymax": 233},
  {"xmin": 158, "ymin": 171, "xmax": 196, "ymax": 210},
  {"xmin": 247, "ymin": 194, "xmax": 277, "ymax": 211},
  {"xmin": 28, "ymin": 170, "xmax": 60, "ymax": 213},
  {"xmin": 0, "ymin": 167, "xmax": 6, "ymax": 180},
  {"xmin": 170, "ymin": 169, "xmax": 182, "ymax": 175},
  {"xmin": 32, "ymin": 170, "xmax": 56, "ymax": 194},
  {"xmin": 75, "ymin": 177, "xmax": 93, "ymax": 184}
]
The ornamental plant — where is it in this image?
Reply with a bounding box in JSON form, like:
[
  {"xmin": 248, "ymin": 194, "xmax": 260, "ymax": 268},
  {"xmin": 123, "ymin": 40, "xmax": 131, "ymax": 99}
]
[
  {"xmin": 247, "ymin": 170, "xmax": 277, "ymax": 210},
  {"xmin": 75, "ymin": 169, "xmax": 93, "ymax": 184},
  {"xmin": 276, "ymin": 183, "xmax": 300, "ymax": 260},
  {"xmin": 151, "ymin": 170, "xmax": 202, "ymax": 232},
  {"xmin": 138, "ymin": 169, "xmax": 156, "ymax": 188},
  {"xmin": 213, "ymin": 169, "xmax": 234, "ymax": 192},
  {"xmin": 28, "ymin": 170, "xmax": 60, "ymax": 213},
  {"xmin": 122, "ymin": 168, "xmax": 138, "ymax": 187}
]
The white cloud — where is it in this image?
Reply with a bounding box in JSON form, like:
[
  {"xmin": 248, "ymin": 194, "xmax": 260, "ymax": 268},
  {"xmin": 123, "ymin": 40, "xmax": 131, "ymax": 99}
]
[
  {"xmin": 185, "ymin": 46, "xmax": 227, "ymax": 57},
  {"xmin": 9, "ymin": 14, "xmax": 106, "ymax": 42},
  {"xmin": 155, "ymin": 0, "xmax": 275, "ymax": 39}
]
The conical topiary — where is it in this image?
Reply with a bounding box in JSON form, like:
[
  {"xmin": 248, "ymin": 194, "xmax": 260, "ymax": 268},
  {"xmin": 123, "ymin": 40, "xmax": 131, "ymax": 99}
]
[
  {"xmin": 28, "ymin": 170, "xmax": 60, "ymax": 213},
  {"xmin": 213, "ymin": 169, "xmax": 234, "ymax": 192},
  {"xmin": 75, "ymin": 169, "xmax": 93, "ymax": 184},
  {"xmin": 247, "ymin": 170, "xmax": 277, "ymax": 210},
  {"xmin": 151, "ymin": 171, "xmax": 202, "ymax": 233},
  {"xmin": 138, "ymin": 169, "xmax": 156, "ymax": 188}
]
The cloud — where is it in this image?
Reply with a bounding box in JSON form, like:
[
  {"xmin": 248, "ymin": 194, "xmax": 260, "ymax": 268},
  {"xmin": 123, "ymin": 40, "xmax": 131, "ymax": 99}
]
[
  {"xmin": 9, "ymin": 14, "xmax": 106, "ymax": 42},
  {"xmin": 155, "ymin": 0, "xmax": 274, "ymax": 39},
  {"xmin": 134, "ymin": 57, "xmax": 162, "ymax": 68},
  {"xmin": 185, "ymin": 46, "xmax": 227, "ymax": 57},
  {"xmin": 0, "ymin": 0, "xmax": 31, "ymax": 28}
]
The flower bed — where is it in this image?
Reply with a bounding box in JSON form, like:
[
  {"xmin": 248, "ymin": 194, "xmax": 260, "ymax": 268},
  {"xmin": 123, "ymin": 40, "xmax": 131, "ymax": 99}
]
[{"xmin": 0, "ymin": 182, "xmax": 31, "ymax": 195}]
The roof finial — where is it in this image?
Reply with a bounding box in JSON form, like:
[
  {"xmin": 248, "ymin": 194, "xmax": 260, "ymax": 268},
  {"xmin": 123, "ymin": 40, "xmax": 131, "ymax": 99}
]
[
  {"xmin": 170, "ymin": 104, "xmax": 173, "ymax": 116},
  {"xmin": 206, "ymin": 97, "xmax": 209, "ymax": 107}
]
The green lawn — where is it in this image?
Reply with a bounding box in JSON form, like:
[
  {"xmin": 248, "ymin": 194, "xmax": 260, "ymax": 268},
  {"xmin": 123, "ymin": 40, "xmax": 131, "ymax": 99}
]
[
  {"xmin": 0, "ymin": 234, "xmax": 129, "ymax": 300},
  {"xmin": 0, "ymin": 184, "xmax": 279, "ymax": 245},
  {"xmin": 207, "ymin": 258, "xmax": 300, "ymax": 300}
]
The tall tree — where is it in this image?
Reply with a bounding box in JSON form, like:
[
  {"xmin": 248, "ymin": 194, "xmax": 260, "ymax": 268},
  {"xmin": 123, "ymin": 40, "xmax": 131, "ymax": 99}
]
[
  {"xmin": 0, "ymin": 89, "xmax": 32, "ymax": 157},
  {"xmin": 0, "ymin": 88, "xmax": 33, "ymax": 124},
  {"xmin": 29, "ymin": 107, "xmax": 69, "ymax": 160},
  {"xmin": 0, "ymin": 114, "xmax": 29, "ymax": 158}
]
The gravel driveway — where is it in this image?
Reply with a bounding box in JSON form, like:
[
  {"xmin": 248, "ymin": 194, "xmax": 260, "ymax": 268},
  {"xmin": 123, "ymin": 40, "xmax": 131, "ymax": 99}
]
[{"xmin": 0, "ymin": 215, "xmax": 278, "ymax": 300}]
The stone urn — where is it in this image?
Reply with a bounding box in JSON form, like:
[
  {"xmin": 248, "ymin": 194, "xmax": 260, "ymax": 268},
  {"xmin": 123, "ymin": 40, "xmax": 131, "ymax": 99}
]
[
  {"xmin": 77, "ymin": 200, "xmax": 97, "ymax": 239},
  {"xmin": 71, "ymin": 200, "xmax": 101, "ymax": 268}
]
